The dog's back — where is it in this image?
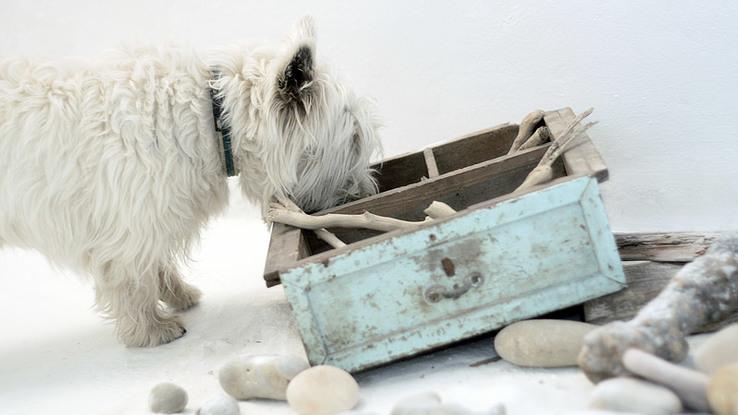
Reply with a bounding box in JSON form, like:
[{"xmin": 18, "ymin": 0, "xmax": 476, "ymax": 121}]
[{"xmin": 0, "ymin": 50, "xmax": 228, "ymax": 272}]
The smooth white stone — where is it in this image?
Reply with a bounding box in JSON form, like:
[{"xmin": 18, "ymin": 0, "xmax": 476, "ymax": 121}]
[
  {"xmin": 218, "ymin": 354, "xmax": 309, "ymax": 400},
  {"xmin": 196, "ymin": 395, "xmax": 240, "ymax": 415},
  {"xmin": 589, "ymin": 378, "xmax": 682, "ymax": 415},
  {"xmin": 695, "ymin": 324, "xmax": 738, "ymax": 375},
  {"xmin": 148, "ymin": 382, "xmax": 188, "ymax": 414},
  {"xmin": 707, "ymin": 363, "xmax": 738, "ymax": 415},
  {"xmin": 494, "ymin": 319, "xmax": 597, "ymax": 367},
  {"xmin": 286, "ymin": 365, "xmax": 360, "ymax": 415},
  {"xmin": 622, "ymin": 348, "xmax": 709, "ymax": 411}
]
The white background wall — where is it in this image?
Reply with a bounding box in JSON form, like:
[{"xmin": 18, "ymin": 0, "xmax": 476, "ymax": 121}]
[{"xmin": 2, "ymin": 1, "xmax": 737, "ymax": 231}]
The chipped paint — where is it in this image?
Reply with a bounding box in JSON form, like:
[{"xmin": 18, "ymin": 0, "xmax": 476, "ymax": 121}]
[{"xmin": 280, "ymin": 177, "xmax": 625, "ymax": 372}]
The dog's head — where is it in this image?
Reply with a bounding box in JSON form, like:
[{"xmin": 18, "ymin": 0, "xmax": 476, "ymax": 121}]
[{"xmin": 255, "ymin": 17, "xmax": 382, "ymax": 213}]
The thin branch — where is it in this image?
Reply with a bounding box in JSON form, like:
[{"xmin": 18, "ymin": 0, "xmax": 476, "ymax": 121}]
[
  {"xmin": 268, "ymin": 207, "xmax": 432, "ymax": 233},
  {"xmin": 508, "ymin": 110, "xmax": 545, "ymax": 155},
  {"xmin": 315, "ymin": 229, "xmax": 346, "ymax": 249},
  {"xmin": 519, "ymin": 126, "xmax": 551, "ymax": 151},
  {"xmin": 514, "ymin": 108, "xmax": 596, "ymax": 193},
  {"xmin": 274, "ymin": 195, "xmax": 348, "ymax": 248}
]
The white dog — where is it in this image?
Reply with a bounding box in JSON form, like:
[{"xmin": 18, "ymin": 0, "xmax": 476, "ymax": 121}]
[{"xmin": 0, "ymin": 17, "xmax": 381, "ymax": 346}]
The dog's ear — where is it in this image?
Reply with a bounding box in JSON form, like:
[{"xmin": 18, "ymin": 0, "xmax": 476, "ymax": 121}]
[{"xmin": 277, "ymin": 17, "xmax": 316, "ymax": 104}]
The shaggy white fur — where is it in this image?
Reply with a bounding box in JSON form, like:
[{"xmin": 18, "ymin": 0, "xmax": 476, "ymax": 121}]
[{"xmin": 0, "ymin": 17, "xmax": 381, "ymax": 346}]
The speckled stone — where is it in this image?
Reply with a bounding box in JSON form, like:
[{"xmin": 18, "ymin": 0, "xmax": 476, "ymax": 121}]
[
  {"xmin": 148, "ymin": 382, "xmax": 188, "ymax": 414},
  {"xmin": 218, "ymin": 354, "xmax": 309, "ymax": 400},
  {"xmin": 286, "ymin": 365, "xmax": 360, "ymax": 415},
  {"xmin": 196, "ymin": 395, "xmax": 240, "ymax": 415},
  {"xmin": 707, "ymin": 363, "xmax": 738, "ymax": 415},
  {"xmin": 695, "ymin": 324, "xmax": 738, "ymax": 375},
  {"xmin": 589, "ymin": 378, "xmax": 682, "ymax": 415},
  {"xmin": 494, "ymin": 319, "xmax": 597, "ymax": 367}
]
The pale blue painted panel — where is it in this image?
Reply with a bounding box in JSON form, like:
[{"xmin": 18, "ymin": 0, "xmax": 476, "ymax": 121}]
[{"xmin": 281, "ymin": 176, "xmax": 625, "ymax": 372}]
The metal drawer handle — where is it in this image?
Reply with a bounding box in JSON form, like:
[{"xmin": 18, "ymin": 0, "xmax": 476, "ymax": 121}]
[{"xmin": 424, "ymin": 273, "xmax": 484, "ymax": 303}]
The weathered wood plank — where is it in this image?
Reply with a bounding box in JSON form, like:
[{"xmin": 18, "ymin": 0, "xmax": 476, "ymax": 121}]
[
  {"xmin": 372, "ymin": 151, "xmax": 427, "ymax": 193},
  {"xmin": 584, "ymin": 260, "xmax": 738, "ymax": 333},
  {"xmin": 431, "ymin": 124, "xmax": 518, "ymax": 174},
  {"xmin": 263, "ymin": 223, "xmax": 310, "ymax": 287},
  {"xmin": 371, "ymin": 123, "xmax": 517, "ymax": 191},
  {"xmin": 423, "ymin": 148, "xmax": 439, "ymax": 178},
  {"xmin": 615, "ymin": 232, "xmax": 721, "ymax": 262},
  {"xmin": 544, "ymin": 108, "xmax": 609, "ymax": 182},
  {"xmin": 320, "ymin": 144, "xmax": 551, "ymax": 219}
]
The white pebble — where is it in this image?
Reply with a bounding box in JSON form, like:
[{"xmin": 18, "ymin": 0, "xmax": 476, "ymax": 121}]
[
  {"xmin": 196, "ymin": 395, "xmax": 240, "ymax": 415},
  {"xmin": 695, "ymin": 324, "xmax": 738, "ymax": 374},
  {"xmin": 494, "ymin": 319, "xmax": 596, "ymax": 367},
  {"xmin": 589, "ymin": 377, "xmax": 682, "ymax": 415},
  {"xmin": 286, "ymin": 365, "xmax": 360, "ymax": 415},
  {"xmin": 218, "ymin": 354, "xmax": 309, "ymax": 400},
  {"xmin": 148, "ymin": 382, "xmax": 188, "ymax": 414}
]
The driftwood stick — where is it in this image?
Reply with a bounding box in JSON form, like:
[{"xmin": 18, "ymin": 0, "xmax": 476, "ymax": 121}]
[
  {"xmin": 518, "ymin": 126, "xmax": 552, "ymax": 151},
  {"xmin": 268, "ymin": 206, "xmax": 432, "ymax": 233},
  {"xmin": 513, "ymin": 108, "xmax": 595, "ymax": 193},
  {"xmin": 274, "ymin": 196, "xmax": 347, "ymax": 249},
  {"xmin": 315, "ymin": 229, "xmax": 346, "ymax": 249},
  {"xmin": 578, "ymin": 234, "xmax": 738, "ymax": 383},
  {"xmin": 508, "ymin": 110, "xmax": 545, "ymax": 155},
  {"xmin": 423, "ymin": 201, "xmax": 457, "ymax": 219}
]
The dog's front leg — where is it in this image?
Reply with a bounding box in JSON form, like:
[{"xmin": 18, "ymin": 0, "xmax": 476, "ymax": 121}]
[
  {"xmin": 96, "ymin": 268, "xmax": 186, "ymax": 347},
  {"xmin": 158, "ymin": 264, "xmax": 202, "ymax": 312}
]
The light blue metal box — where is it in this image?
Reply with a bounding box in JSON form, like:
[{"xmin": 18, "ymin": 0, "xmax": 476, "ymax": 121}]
[{"xmin": 263, "ymin": 108, "xmax": 625, "ymax": 372}]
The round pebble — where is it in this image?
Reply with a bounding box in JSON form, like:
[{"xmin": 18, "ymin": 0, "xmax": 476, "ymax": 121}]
[
  {"xmin": 196, "ymin": 395, "xmax": 240, "ymax": 415},
  {"xmin": 286, "ymin": 365, "xmax": 360, "ymax": 415},
  {"xmin": 148, "ymin": 382, "xmax": 188, "ymax": 414},
  {"xmin": 695, "ymin": 324, "xmax": 738, "ymax": 374},
  {"xmin": 218, "ymin": 354, "xmax": 309, "ymax": 400},
  {"xmin": 707, "ymin": 363, "xmax": 738, "ymax": 415},
  {"xmin": 494, "ymin": 319, "xmax": 597, "ymax": 367},
  {"xmin": 589, "ymin": 377, "xmax": 682, "ymax": 415}
]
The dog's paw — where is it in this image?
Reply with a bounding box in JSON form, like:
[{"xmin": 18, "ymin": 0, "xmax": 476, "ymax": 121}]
[
  {"xmin": 121, "ymin": 317, "xmax": 187, "ymax": 347},
  {"xmin": 163, "ymin": 282, "xmax": 202, "ymax": 312}
]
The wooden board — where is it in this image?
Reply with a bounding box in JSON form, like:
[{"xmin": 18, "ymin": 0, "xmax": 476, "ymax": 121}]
[
  {"xmin": 615, "ymin": 232, "xmax": 721, "ymax": 262},
  {"xmin": 584, "ymin": 260, "xmax": 738, "ymax": 333},
  {"xmin": 264, "ymin": 223, "xmax": 310, "ymax": 287},
  {"xmin": 430, "ymin": 123, "xmax": 517, "ymax": 174},
  {"xmin": 281, "ymin": 176, "xmax": 625, "ymax": 372}
]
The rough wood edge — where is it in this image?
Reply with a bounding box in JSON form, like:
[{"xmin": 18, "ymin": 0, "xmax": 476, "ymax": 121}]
[
  {"xmin": 615, "ymin": 232, "xmax": 722, "ymax": 262},
  {"xmin": 544, "ymin": 108, "xmax": 609, "ymax": 182},
  {"xmin": 263, "ymin": 223, "xmax": 310, "ymax": 286}
]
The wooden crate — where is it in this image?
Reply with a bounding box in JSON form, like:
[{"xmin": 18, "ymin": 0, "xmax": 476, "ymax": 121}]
[{"xmin": 262, "ymin": 108, "xmax": 625, "ymax": 372}]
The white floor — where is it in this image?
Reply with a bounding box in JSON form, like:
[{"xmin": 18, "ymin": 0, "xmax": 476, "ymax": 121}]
[{"xmin": 0, "ymin": 184, "xmax": 664, "ymax": 415}]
